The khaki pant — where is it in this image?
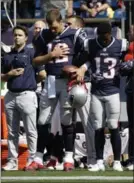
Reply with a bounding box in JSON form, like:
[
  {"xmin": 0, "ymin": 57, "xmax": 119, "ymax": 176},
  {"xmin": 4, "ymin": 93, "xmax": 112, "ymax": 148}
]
[{"xmin": 4, "ymin": 91, "xmax": 37, "ymax": 162}]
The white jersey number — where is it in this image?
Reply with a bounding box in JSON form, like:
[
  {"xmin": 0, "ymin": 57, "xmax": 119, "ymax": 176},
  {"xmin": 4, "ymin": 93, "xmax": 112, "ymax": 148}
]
[
  {"xmin": 47, "ymin": 43, "xmax": 69, "ymax": 63},
  {"xmin": 95, "ymin": 57, "xmax": 117, "ymax": 79}
]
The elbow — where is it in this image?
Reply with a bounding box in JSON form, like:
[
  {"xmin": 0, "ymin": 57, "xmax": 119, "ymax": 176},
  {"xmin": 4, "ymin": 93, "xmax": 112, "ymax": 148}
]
[
  {"xmin": 33, "ymin": 58, "xmax": 36, "ymax": 64},
  {"xmin": 1, "ymin": 74, "xmax": 7, "ymax": 82},
  {"xmin": 33, "ymin": 58, "xmax": 39, "ymax": 66}
]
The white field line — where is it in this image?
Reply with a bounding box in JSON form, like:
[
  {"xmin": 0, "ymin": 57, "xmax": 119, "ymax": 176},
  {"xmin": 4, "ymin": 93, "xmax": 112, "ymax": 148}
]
[{"xmin": 1, "ymin": 176, "xmax": 133, "ymax": 181}]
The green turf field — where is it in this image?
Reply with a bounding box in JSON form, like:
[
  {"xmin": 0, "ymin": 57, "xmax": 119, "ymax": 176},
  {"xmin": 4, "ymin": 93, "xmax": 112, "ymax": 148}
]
[{"xmin": 1, "ymin": 169, "xmax": 134, "ymax": 183}]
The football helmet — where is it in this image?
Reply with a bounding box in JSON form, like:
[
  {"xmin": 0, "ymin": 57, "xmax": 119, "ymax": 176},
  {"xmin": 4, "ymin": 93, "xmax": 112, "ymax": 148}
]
[{"xmin": 68, "ymin": 80, "xmax": 88, "ymax": 108}]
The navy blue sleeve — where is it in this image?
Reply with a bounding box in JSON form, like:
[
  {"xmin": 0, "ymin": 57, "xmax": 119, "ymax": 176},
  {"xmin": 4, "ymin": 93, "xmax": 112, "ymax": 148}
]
[
  {"xmin": 34, "ymin": 65, "xmax": 45, "ymax": 74},
  {"xmin": 74, "ymin": 28, "xmax": 87, "ymax": 53},
  {"xmin": 73, "ymin": 29, "xmax": 89, "ymax": 66},
  {"xmin": 34, "ymin": 30, "xmax": 48, "ymax": 57}
]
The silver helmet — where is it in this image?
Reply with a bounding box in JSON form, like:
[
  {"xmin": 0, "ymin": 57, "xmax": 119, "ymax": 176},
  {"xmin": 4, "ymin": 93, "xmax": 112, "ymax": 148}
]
[{"xmin": 68, "ymin": 81, "xmax": 88, "ymax": 108}]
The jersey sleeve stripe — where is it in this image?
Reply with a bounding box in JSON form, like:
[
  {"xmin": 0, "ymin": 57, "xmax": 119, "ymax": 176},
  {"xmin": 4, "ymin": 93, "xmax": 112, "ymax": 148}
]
[
  {"xmin": 84, "ymin": 38, "xmax": 90, "ymax": 53},
  {"xmin": 73, "ymin": 28, "xmax": 82, "ymax": 45}
]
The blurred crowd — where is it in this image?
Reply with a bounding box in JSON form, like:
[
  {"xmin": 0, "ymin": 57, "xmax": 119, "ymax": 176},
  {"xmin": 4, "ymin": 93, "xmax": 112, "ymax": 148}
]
[{"xmin": 1, "ymin": 0, "xmax": 126, "ymax": 20}]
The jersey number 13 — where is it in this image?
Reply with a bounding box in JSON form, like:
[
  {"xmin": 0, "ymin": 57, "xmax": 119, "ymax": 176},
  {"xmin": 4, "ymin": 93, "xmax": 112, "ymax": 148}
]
[{"xmin": 95, "ymin": 57, "xmax": 117, "ymax": 79}]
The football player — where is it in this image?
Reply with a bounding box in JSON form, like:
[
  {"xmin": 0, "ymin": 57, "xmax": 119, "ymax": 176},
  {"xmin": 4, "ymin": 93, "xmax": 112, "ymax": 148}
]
[
  {"xmin": 26, "ymin": 9, "xmax": 87, "ymax": 171},
  {"xmin": 76, "ymin": 22, "xmax": 128, "ymax": 171},
  {"xmin": 67, "ymin": 15, "xmax": 97, "ymax": 169}
]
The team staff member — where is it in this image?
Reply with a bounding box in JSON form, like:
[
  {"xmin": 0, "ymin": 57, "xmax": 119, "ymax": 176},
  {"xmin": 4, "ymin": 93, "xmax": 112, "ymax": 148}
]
[{"xmin": 1, "ymin": 25, "xmax": 46, "ymax": 171}]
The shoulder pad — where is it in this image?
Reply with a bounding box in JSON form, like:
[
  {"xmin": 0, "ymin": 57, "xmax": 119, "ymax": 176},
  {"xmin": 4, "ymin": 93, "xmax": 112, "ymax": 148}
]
[{"xmin": 74, "ymin": 28, "xmax": 87, "ymax": 45}]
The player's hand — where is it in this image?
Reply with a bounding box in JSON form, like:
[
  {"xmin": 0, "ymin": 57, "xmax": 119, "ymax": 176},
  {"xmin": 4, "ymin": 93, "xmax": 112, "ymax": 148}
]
[
  {"xmin": 76, "ymin": 67, "xmax": 86, "ymax": 82},
  {"xmin": 51, "ymin": 45, "xmax": 70, "ymax": 58},
  {"xmin": 7, "ymin": 68, "xmax": 24, "ymax": 77}
]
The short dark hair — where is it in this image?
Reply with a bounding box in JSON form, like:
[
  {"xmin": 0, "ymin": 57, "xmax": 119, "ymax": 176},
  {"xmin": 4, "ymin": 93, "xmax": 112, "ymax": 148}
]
[
  {"xmin": 13, "ymin": 25, "xmax": 28, "ymax": 36},
  {"xmin": 46, "ymin": 9, "xmax": 62, "ymax": 25},
  {"xmin": 97, "ymin": 22, "xmax": 112, "ymax": 35},
  {"xmin": 68, "ymin": 15, "xmax": 85, "ymax": 27}
]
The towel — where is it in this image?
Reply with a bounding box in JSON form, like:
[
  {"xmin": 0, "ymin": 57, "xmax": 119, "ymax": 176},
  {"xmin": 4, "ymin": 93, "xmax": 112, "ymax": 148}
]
[{"xmin": 48, "ymin": 75, "xmax": 56, "ymax": 98}]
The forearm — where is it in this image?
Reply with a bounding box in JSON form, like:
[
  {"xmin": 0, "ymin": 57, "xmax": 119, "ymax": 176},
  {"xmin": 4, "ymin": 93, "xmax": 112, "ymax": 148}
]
[
  {"xmin": 33, "ymin": 52, "xmax": 54, "ymax": 66},
  {"xmin": 75, "ymin": 62, "xmax": 89, "ymax": 82},
  {"xmin": 1, "ymin": 73, "xmax": 11, "ymax": 82},
  {"xmin": 96, "ymin": 3, "xmax": 109, "ymax": 12},
  {"xmin": 68, "ymin": 0, "xmax": 73, "ymax": 10},
  {"xmin": 81, "ymin": 4, "xmax": 91, "ymax": 12}
]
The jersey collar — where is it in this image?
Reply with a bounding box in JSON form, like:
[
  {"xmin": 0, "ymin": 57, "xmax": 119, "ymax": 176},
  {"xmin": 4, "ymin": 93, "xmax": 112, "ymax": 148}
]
[{"xmin": 96, "ymin": 37, "xmax": 115, "ymax": 50}]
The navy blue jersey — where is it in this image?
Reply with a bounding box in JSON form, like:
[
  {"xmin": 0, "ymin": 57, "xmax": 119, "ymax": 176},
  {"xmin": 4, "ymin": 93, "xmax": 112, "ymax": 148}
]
[
  {"xmin": 84, "ymin": 37, "xmax": 128, "ymax": 95},
  {"xmin": 34, "ymin": 26, "xmax": 87, "ymax": 76}
]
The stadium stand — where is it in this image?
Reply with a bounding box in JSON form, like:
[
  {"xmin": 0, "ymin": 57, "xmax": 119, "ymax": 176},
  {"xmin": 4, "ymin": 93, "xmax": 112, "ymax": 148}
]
[{"xmin": 73, "ymin": 0, "xmax": 126, "ymax": 19}]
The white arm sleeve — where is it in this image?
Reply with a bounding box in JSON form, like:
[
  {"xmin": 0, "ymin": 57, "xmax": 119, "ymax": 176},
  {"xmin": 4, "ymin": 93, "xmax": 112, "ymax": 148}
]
[{"xmin": 121, "ymin": 38, "xmax": 129, "ymax": 52}]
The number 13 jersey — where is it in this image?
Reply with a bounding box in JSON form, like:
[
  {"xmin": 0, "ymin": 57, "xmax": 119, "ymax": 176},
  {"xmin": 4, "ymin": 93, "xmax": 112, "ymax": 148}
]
[{"xmin": 84, "ymin": 37, "xmax": 128, "ymax": 96}]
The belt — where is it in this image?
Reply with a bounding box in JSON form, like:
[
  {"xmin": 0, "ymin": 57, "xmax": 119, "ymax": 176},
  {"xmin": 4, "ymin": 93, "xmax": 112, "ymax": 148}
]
[
  {"xmin": 9, "ymin": 90, "xmax": 34, "ymax": 95},
  {"xmin": 47, "ymin": 75, "xmax": 65, "ymax": 79},
  {"xmin": 55, "ymin": 75, "xmax": 65, "ymax": 79}
]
